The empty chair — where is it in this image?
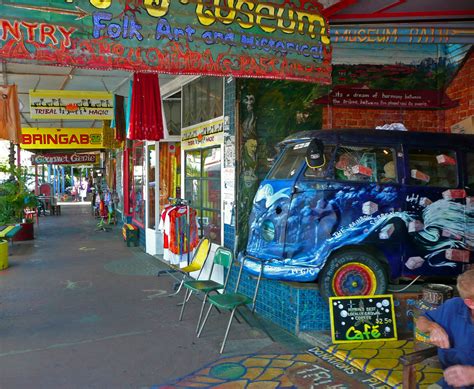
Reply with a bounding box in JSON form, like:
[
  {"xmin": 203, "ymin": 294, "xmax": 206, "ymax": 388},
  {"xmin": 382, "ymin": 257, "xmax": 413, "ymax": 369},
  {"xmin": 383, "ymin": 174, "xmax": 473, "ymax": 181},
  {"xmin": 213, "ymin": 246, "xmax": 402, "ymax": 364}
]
[
  {"xmin": 179, "ymin": 246, "xmax": 233, "ymax": 333},
  {"xmin": 197, "ymin": 254, "xmax": 265, "ymax": 354},
  {"xmin": 169, "ymin": 237, "xmax": 211, "ymax": 296}
]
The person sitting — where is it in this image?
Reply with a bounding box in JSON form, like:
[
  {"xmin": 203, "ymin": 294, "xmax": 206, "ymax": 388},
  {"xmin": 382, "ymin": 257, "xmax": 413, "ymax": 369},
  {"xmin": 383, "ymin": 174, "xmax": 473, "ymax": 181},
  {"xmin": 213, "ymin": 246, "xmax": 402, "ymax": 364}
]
[
  {"xmin": 416, "ymin": 269, "xmax": 474, "ymax": 389},
  {"xmin": 381, "ymin": 161, "xmax": 396, "ymax": 183}
]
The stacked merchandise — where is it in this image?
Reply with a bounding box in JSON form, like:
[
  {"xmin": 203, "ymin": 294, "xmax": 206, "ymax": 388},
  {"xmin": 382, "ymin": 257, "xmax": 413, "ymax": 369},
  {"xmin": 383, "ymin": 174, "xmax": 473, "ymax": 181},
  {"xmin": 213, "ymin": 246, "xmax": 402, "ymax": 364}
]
[{"xmin": 158, "ymin": 200, "xmax": 199, "ymax": 266}]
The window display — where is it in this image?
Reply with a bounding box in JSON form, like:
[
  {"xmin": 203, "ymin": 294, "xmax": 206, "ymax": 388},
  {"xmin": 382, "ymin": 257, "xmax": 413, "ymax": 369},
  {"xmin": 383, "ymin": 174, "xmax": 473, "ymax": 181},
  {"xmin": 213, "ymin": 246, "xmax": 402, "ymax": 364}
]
[
  {"xmin": 147, "ymin": 144, "xmax": 156, "ymax": 230},
  {"xmin": 132, "ymin": 142, "xmax": 145, "ymax": 227},
  {"xmin": 184, "ymin": 146, "xmax": 221, "ymax": 244}
]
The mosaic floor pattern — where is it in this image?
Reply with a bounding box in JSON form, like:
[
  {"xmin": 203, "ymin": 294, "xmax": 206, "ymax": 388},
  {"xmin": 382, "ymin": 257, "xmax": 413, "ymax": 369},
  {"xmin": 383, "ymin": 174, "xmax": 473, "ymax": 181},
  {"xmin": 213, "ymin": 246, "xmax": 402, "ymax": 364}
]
[
  {"xmin": 155, "ymin": 351, "xmax": 390, "ymax": 388},
  {"xmin": 324, "ymin": 340, "xmax": 443, "ymax": 388}
]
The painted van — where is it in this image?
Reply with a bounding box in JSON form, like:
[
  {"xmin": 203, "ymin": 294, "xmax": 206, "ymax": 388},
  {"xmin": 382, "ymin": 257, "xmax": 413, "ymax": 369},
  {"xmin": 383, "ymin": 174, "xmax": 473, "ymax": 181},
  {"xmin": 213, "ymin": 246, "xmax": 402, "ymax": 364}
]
[{"xmin": 241, "ymin": 129, "xmax": 474, "ymax": 300}]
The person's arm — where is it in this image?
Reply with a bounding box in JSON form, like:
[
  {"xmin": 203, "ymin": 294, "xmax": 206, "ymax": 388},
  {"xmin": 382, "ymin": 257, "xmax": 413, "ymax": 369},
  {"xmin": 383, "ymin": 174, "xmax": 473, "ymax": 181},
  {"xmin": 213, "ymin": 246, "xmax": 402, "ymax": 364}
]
[
  {"xmin": 415, "ymin": 316, "xmax": 450, "ymax": 349},
  {"xmin": 444, "ymin": 365, "xmax": 474, "ymax": 387}
]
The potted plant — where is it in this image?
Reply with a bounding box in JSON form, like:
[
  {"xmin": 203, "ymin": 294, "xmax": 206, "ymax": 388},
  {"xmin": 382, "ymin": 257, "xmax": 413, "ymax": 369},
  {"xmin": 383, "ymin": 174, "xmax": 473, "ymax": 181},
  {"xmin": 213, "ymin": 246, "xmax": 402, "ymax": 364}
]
[{"xmin": 0, "ymin": 164, "xmax": 37, "ymax": 240}]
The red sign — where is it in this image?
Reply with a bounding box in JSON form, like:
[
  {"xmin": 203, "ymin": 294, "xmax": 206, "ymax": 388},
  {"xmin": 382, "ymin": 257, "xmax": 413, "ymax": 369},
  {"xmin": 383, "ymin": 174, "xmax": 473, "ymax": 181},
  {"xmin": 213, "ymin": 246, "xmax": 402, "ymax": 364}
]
[
  {"xmin": 32, "ymin": 153, "xmax": 97, "ymax": 165},
  {"xmin": 314, "ymin": 88, "xmax": 457, "ymax": 109}
]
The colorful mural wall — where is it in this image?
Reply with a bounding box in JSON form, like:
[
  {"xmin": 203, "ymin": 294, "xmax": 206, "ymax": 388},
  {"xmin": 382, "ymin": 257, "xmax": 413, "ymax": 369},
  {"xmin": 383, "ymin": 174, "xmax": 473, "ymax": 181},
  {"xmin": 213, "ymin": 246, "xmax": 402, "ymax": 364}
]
[
  {"xmin": 236, "ymin": 44, "xmax": 471, "ymax": 252},
  {"xmin": 0, "ymin": 0, "xmax": 331, "ymax": 83},
  {"xmin": 236, "ymin": 79, "xmax": 330, "ymax": 250}
]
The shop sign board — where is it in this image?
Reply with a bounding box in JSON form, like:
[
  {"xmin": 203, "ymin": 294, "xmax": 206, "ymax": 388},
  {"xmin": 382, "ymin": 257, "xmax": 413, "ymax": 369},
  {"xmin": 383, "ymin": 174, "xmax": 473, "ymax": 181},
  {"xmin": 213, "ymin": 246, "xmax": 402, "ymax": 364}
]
[
  {"xmin": 314, "ymin": 88, "xmax": 457, "ymax": 109},
  {"xmin": 31, "ymin": 153, "xmax": 98, "ymax": 165},
  {"xmin": 329, "ymin": 295, "xmax": 398, "ymax": 344},
  {"xmin": 182, "ymin": 118, "xmax": 224, "ymax": 150},
  {"xmin": 29, "ymin": 90, "xmax": 114, "ymax": 120},
  {"xmin": 0, "ymin": 1, "xmax": 331, "ymax": 84},
  {"xmin": 21, "ymin": 127, "xmax": 104, "ymax": 150},
  {"xmin": 331, "ymin": 25, "xmax": 474, "ymax": 45}
]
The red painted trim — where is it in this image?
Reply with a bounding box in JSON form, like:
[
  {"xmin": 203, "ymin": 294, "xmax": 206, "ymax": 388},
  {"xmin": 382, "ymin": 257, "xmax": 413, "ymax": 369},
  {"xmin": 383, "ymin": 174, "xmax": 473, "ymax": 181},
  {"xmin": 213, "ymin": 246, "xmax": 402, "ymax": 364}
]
[
  {"xmin": 373, "ymin": 0, "xmax": 407, "ymax": 14},
  {"xmin": 330, "ymin": 9, "xmax": 474, "ymax": 21},
  {"xmin": 322, "ymin": 0, "xmax": 358, "ymax": 18},
  {"xmin": 123, "ymin": 148, "xmax": 131, "ymax": 216}
]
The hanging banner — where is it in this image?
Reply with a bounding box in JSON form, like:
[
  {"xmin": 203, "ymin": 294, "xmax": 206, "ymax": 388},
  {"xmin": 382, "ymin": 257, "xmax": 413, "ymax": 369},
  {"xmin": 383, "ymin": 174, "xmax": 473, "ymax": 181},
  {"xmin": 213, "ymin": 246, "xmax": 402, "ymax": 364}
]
[
  {"xmin": 182, "ymin": 118, "xmax": 224, "ymax": 150},
  {"xmin": 21, "ymin": 127, "xmax": 104, "ymax": 149},
  {"xmin": 31, "ymin": 153, "xmax": 98, "ymax": 165},
  {"xmin": 0, "ymin": 1, "xmax": 331, "ymax": 84},
  {"xmin": 29, "ymin": 90, "xmax": 114, "ymax": 120}
]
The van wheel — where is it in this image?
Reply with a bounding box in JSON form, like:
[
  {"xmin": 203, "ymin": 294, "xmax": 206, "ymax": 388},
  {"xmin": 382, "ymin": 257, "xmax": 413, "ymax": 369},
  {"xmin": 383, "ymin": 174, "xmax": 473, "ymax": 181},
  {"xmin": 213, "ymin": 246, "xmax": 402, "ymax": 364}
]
[{"xmin": 318, "ymin": 250, "xmax": 388, "ymax": 302}]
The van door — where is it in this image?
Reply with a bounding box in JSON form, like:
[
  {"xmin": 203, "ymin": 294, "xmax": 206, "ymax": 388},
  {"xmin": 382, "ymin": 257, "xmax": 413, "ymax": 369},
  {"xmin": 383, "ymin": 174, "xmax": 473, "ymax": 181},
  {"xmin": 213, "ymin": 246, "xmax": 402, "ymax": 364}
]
[
  {"xmin": 245, "ymin": 143, "xmax": 307, "ymax": 263},
  {"xmin": 288, "ymin": 143, "xmax": 405, "ymax": 277},
  {"xmin": 402, "ymin": 147, "xmax": 465, "ymax": 277}
]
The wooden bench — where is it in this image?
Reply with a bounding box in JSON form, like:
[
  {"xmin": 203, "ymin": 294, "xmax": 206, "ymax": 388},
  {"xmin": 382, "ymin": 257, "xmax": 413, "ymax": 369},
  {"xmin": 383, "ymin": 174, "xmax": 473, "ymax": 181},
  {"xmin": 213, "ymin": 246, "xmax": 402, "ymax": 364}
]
[
  {"xmin": 0, "ymin": 225, "xmax": 23, "ymax": 246},
  {"xmin": 122, "ymin": 224, "xmax": 139, "ymax": 247}
]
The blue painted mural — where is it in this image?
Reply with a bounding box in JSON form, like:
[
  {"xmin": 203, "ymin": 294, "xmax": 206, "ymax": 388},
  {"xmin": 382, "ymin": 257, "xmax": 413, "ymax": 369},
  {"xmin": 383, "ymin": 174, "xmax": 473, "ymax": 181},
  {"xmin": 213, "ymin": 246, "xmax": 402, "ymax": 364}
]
[{"xmin": 241, "ymin": 129, "xmax": 474, "ymax": 297}]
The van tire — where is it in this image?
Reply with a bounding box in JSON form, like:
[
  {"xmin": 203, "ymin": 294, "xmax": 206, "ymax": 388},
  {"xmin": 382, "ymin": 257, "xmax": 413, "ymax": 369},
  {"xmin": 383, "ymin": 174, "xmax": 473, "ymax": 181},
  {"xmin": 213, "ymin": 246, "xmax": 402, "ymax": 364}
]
[{"xmin": 318, "ymin": 249, "xmax": 388, "ymax": 302}]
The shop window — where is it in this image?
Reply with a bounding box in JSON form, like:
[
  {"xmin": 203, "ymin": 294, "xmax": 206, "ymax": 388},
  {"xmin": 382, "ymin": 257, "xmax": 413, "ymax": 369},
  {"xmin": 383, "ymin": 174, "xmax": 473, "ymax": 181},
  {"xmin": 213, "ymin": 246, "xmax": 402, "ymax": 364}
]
[
  {"xmin": 159, "ymin": 142, "xmax": 181, "ymax": 210},
  {"xmin": 163, "ymin": 93, "xmax": 181, "ymax": 136},
  {"xmin": 408, "ymin": 148, "xmax": 457, "ymax": 187},
  {"xmin": 182, "ymin": 77, "xmax": 223, "ymax": 128},
  {"xmin": 184, "ymin": 146, "xmax": 221, "ymax": 244},
  {"xmin": 335, "ymin": 146, "xmax": 397, "ymax": 183},
  {"xmin": 147, "ymin": 144, "xmax": 156, "ymax": 230},
  {"xmin": 466, "ymin": 152, "xmax": 474, "ymax": 188},
  {"xmin": 132, "ymin": 142, "xmax": 145, "ymax": 227}
]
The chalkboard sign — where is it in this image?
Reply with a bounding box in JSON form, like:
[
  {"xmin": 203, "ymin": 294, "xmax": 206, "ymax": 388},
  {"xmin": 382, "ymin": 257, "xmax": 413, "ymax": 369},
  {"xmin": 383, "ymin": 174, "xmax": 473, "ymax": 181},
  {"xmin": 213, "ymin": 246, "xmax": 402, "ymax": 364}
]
[{"xmin": 329, "ymin": 295, "xmax": 398, "ymax": 344}]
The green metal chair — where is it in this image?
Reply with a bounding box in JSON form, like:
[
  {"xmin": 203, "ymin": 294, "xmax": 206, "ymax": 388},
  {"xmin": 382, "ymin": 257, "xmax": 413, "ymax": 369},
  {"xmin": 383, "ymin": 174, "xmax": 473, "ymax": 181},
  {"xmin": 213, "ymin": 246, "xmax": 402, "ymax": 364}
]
[
  {"xmin": 179, "ymin": 246, "xmax": 233, "ymax": 333},
  {"xmin": 169, "ymin": 237, "xmax": 211, "ymax": 297},
  {"xmin": 197, "ymin": 255, "xmax": 265, "ymax": 354}
]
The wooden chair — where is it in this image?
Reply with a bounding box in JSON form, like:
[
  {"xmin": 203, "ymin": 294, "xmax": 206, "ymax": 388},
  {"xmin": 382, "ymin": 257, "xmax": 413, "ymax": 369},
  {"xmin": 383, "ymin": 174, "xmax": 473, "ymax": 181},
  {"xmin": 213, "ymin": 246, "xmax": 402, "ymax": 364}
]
[
  {"xmin": 401, "ymin": 345, "xmax": 439, "ymax": 388},
  {"xmin": 197, "ymin": 254, "xmax": 265, "ymax": 354}
]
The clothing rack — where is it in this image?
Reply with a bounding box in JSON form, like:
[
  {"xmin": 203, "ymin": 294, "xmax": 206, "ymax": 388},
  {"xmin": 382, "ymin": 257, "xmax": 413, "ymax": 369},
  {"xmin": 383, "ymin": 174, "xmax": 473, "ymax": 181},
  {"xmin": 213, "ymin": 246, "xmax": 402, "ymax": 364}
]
[
  {"xmin": 167, "ymin": 197, "xmax": 191, "ymax": 265},
  {"xmin": 157, "ymin": 197, "xmax": 193, "ymax": 279}
]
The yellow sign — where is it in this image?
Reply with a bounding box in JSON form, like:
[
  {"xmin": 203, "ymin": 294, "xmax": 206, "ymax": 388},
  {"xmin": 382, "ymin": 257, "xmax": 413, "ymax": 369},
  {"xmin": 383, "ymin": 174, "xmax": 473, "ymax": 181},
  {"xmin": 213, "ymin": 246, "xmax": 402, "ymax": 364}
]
[
  {"xmin": 182, "ymin": 118, "xmax": 224, "ymax": 150},
  {"xmin": 21, "ymin": 128, "xmax": 104, "ymax": 150},
  {"xmin": 29, "ymin": 90, "xmax": 114, "ymax": 120}
]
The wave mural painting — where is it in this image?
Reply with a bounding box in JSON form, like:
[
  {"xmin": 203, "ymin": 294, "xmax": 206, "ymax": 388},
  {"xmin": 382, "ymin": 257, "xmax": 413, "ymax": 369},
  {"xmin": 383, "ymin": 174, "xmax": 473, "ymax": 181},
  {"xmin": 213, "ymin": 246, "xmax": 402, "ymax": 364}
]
[{"xmin": 240, "ymin": 129, "xmax": 474, "ymax": 300}]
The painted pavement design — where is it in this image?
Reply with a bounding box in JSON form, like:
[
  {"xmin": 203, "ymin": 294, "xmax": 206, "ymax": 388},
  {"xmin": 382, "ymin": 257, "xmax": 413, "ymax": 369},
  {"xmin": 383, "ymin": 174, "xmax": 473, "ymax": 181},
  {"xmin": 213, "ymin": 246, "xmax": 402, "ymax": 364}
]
[
  {"xmin": 324, "ymin": 340, "xmax": 443, "ymax": 388},
  {"xmin": 155, "ymin": 350, "xmax": 390, "ymax": 388}
]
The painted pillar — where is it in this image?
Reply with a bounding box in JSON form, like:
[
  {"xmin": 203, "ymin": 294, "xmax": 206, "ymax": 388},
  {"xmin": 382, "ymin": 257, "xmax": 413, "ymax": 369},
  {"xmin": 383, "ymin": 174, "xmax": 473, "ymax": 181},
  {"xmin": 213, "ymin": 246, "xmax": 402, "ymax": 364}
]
[{"xmin": 61, "ymin": 167, "xmax": 65, "ymax": 193}]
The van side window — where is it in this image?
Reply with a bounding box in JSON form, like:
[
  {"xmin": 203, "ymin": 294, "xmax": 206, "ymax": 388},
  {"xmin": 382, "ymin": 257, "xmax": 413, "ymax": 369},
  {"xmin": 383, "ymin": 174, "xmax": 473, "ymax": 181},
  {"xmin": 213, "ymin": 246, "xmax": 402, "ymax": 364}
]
[
  {"xmin": 304, "ymin": 146, "xmax": 335, "ymax": 178},
  {"xmin": 335, "ymin": 146, "xmax": 397, "ymax": 183},
  {"xmin": 466, "ymin": 152, "xmax": 474, "ymax": 188},
  {"xmin": 268, "ymin": 144, "xmax": 307, "ymax": 179},
  {"xmin": 408, "ymin": 149, "xmax": 457, "ymax": 187}
]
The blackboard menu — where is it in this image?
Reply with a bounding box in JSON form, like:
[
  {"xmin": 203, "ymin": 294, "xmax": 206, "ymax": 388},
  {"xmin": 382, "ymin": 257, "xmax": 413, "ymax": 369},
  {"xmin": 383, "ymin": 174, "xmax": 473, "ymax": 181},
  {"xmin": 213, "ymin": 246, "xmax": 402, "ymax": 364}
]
[{"xmin": 329, "ymin": 295, "xmax": 398, "ymax": 344}]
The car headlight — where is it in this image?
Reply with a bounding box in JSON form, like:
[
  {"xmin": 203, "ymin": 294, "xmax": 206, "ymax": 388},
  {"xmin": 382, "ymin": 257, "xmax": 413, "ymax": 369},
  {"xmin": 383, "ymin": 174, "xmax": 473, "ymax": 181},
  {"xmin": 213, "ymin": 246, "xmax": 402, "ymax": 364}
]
[{"xmin": 261, "ymin": 220, "xmax": 275, "ymax": 242}]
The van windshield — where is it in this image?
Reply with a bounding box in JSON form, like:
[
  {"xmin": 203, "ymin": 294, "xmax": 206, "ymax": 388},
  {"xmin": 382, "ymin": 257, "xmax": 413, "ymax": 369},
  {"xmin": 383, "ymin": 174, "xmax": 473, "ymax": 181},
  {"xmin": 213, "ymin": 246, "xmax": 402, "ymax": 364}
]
[{"xmin": 267, "ymin": 142, "xmax": 308, "ymax": 179}]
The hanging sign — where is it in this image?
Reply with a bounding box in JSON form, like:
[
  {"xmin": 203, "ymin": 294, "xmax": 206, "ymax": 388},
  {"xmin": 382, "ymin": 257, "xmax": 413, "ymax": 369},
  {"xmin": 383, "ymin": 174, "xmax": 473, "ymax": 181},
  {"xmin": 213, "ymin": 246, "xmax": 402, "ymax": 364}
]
[
  {"xmin": 0, "ymin": 1, "xmax": 331, "ymax": 84},
  {"xmin": 21, "ymin": 127, "xmax": 104, "ymax": 150},
  {"xmin": 32, "ymin": 153, "xmax": 98, "ymax": 165},
  {"xmin": 29, "ymin": 90, "xmax": 114, "ymax": 120},
  {"xmin": 329, "ymin": 295, "xmax": 398, "ymax": 344},
  {"xmin": 314, "ymin": 88, "xmax": 457, "ymax": 109},
  {"xmin": 182, "ymin": 118, "xmax": 224, "ymax": 150}
]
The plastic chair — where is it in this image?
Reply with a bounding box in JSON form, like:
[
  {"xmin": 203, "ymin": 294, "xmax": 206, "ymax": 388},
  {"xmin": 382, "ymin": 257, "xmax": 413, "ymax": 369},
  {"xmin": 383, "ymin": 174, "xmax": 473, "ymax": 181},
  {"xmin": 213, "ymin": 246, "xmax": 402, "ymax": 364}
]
[
  {"xmin": 169, "ymin": 237, "xmax": 211, "ymax": 297},
  {"xmin": 197, "ymin": 254, "xmax": 265, "ymax": 354},
  {"xmin": 179, "ymin": 246, "xmax": 233, "ymax": 333}
]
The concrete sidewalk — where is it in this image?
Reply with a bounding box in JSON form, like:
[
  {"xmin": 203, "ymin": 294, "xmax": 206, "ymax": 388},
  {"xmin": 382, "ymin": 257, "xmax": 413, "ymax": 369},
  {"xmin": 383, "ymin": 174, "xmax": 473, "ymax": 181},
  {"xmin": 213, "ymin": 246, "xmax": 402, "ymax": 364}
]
[
  {"xmin": 3, "ymin": 204, "xmax": 423, "ymax": 388},
  {"xmin": 0, "ymin": 204, "xmax": 314, "ymax": 388}
]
